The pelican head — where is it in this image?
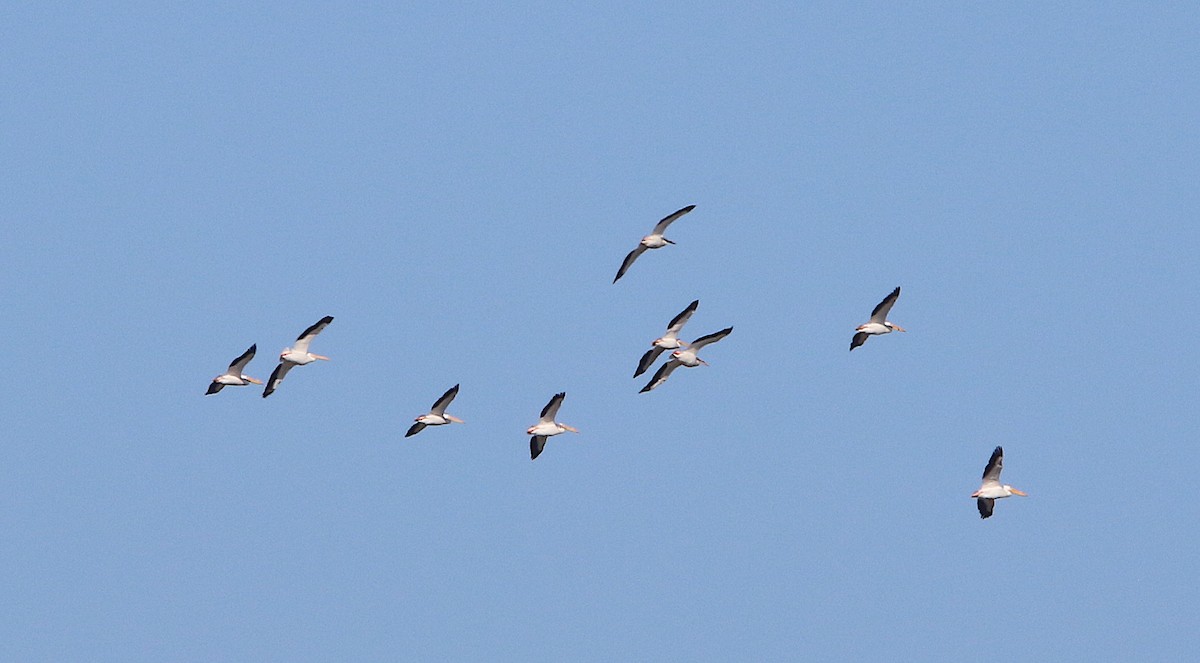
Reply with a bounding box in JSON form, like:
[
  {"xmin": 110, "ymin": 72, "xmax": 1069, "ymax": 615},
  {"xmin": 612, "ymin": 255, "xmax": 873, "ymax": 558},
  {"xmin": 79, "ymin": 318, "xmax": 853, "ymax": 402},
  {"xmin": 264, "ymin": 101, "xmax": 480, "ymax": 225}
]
[
  {"xmin": 887, "ymin": 323, "xmax": 906, "ymax": 332},
  {"xmin": 663, "ymin": 238, "xmax": 675, "ymax": 245},
  {"xmin": 446, "ymin": 415, "xmax": 465, "ymax": 424},
  {"xmin": 1006, "ymin": 486, "xmax": 1027, "ymax": 496},
  {"xmin": 311, "ymin": 354, "xmax": 330, "ymax": 361},
  {"xmin": 245, "ymin": 376, "xmax": 263, "ymax": 385},
  {"xmin": 561, "ymin": 424, "xmax": 579, "ymax": 433}
]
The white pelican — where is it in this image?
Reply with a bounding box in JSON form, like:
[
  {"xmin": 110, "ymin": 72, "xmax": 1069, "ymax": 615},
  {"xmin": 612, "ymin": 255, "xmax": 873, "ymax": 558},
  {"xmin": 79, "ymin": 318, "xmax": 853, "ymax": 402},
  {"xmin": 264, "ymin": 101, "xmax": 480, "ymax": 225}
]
[
  {"xmin": 613, "ymin": 204, "xmax": 696, "ymax": 283},
  {"xmin": 972, "ymin": 446, "xmax": 1027, "ymax": 519},
  {"xmin": 527, "ymin": 392, "xmax": 578, "ymax": 460},
  {"xmin": 634, "ymin": 299, "xmax": 699, "ymax": 378},
  {"xmin": 263, "ymin": 315, "xmax": 333, "ymax": 398},
  {"xmin": 406, "ymin": 384, "xmax": 464, "ymax": 437},
  {"xmin": 850, "ymin": 286, "xmax": 905, "ymax": 351},
  {"xmin": 640, "ymin": 326, "xmax": 732, "ymax": 393},
  {"xmin": 206, "ymin": 344, "xmax": 262, "ymax": 395}
]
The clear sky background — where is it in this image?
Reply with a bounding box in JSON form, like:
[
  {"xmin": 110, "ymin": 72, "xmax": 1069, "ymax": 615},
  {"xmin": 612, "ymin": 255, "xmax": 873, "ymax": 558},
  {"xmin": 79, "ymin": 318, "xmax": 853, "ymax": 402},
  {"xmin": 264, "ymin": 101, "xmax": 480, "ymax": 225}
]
[{"xmin": 2, "ymin": 2, "xmax": 1198, "ymax": 661}]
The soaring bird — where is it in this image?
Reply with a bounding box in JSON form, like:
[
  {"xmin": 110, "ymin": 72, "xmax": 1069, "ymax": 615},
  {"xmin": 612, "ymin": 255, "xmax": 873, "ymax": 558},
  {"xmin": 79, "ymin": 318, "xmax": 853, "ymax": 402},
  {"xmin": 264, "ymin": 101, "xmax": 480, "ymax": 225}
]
[
  {"xmin": 206, "ymin": 344, "xmax": 262, "ymax": 395},
  {"xmin": 640, "ymin": 326, "xmax": 733, "ymax": 393},
  {"xmin": 850, "ymin": 286, "xmax": 905, "ymax": 351},
  {"xmin": 634, "ymin": 299, "xmax": 699, "ymax": 378},
  {"xmin": 527, "ymin": 392, "xmax": 578, "ymax": 460},
  {"xmin": 406, "ymin": 384, "xmax": 464, "ymax": 437},
  {"xmin": 613, "ymin": 205, "xmax": 695, "ymax": 283},
  {"xmin": 263, "ymin": 316, "xmax": 333, "ymax": 398},
  {"xmin": 972, "ymin": 446, "xmax": 1027, "ymax": 519}
]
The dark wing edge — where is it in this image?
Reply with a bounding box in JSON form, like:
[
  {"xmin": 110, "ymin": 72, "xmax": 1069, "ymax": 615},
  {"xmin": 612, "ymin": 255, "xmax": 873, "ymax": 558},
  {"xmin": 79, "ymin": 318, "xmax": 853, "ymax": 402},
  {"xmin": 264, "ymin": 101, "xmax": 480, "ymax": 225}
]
[
  {"xmin": 870, "ymin": 287, "xmax": 901, "ymax": 319},
  {"xmin": 262, "ymin": 363, "xmax": 286, "ymax": 398},
  {"xmin": 982, "ymin": 446, "xmax": 1004, "ymax": 480},
  {"xmin": 653, "ymin": 204, "xmax": 697, "ymax": 233},
  {"xmin": 432, "ymin": 384, "xmax": 460, "ymax": 411},
  {"xmin": 206, "ymin": 381, "xmax": 224, "ymax": 395},
  {"xmin": 640, "ymin": 361, "xmax": 674, "ymax": 393},
  {"xmin": 667, "ymin": 300, "xmax": 700, "ymax": 330},
  {"xmin": 634, "ymin": 347, "xmax": 665, "ymax": 378},
  {"xmin": 850, "ymin": 331, "xmax": 869, "ymax": 351},
  {"xmin": 530, "ymin": 436, "xmax": 547, "ymax": 460},
  {"xmin": 405, "ymin": 422, "xmax": 427, "ymax": 438},
  {"xmin": 540, "ymin": 392, "xmax": 565, "ymax": 419},
  {"xmin": 977, "ymin": 497, "xmax": 995, "ymax": 519},
  {"xmin": 229, "ymin": 344, "xmax": 257, "ymax": 371},
  {"xmin": 613, "ymin": 247, "xmax": 643, "ymax": 283},
  {"xmin": 297, "ymin": 315, "xmax": 335, "ymax": 341}
]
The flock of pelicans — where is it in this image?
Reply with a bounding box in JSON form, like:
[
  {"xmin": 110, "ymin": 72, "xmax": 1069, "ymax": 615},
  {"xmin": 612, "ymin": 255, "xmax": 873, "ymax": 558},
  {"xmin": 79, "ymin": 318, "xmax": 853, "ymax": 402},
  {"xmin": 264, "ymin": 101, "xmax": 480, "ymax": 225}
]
[{"xmin": 205, "ymin": 205, "xmax": 1028, "ymax": 519}]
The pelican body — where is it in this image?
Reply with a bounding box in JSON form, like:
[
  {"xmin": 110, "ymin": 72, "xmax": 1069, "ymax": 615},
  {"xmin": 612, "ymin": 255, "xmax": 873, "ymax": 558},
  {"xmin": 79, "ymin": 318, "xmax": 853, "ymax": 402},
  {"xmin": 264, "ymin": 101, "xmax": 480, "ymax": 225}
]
[
  {"xmin": 971, "ymin": 446, "xmax": 1027, "ymax": 519},
  {"xmin": 613, "ymin": 205, "xmax": 696, "ymax": 283},
  {"xmin": 640, "ymin": 326, "xmax": 732, "ymax": 393},
  {"xmin": 406, "ymin": 384, "xmax": 464, "ymax": 437},
  {"xmin": 263, "ymin": 316, "xmax": 333, "ymax": 398},
  {"xmin": 634, "ymin": 299, "xmax": 699, "ymax": 377},
  {"xmin": 206, "ymin": 344, "xmax": 262, "ymax": 395},
  {"xmin": 527, "ymin": 392, "xmax": 578, "ymax": 460},
  {"xmin": 850, "ymin": 286, "xmax": 905, "ymax": 351}
]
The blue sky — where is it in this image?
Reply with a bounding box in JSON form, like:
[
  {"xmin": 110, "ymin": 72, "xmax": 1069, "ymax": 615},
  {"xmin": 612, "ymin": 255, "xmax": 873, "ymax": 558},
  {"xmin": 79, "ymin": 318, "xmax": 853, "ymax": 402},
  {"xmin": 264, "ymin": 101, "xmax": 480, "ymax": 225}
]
[{"xmin": 2, "ymin": 2, "xmax": 1198, "ymax": 660}]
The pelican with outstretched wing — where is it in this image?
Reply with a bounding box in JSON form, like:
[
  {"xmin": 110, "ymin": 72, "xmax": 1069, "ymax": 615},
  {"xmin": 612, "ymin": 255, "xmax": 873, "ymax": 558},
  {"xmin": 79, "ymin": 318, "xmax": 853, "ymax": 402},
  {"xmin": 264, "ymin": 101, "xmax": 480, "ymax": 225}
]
[
  {"xmin": 850, "ymin": 287, "xmax": 905, "ymax": 351},
  {"xmin": 206, "ymin": 344, "xmax": 262, "ymax": 395},
  {"xmin": 406, "ymin": 384, "xmax": 464, "ymax": 437},
  {"xmin": 613, "ymin": 205, "xmax": 696, "ymax": 283},
  {"xmin": 263, "ymin": 316, "xmax": 333, "ymax": 398},
  {"xmin": 527, "ymin": 392, "xmax": 578, "ymax": 460},
  {"xmin": 640, "ymin": 326, "xmax": 733, "ymax": 393},
  {"xmin": 972, "ymin": 446, "xmax": 1027, "ymax": 519},
  {"xmin": 634, "ymin": 300, "xmax": 699, "ymax": 378}
]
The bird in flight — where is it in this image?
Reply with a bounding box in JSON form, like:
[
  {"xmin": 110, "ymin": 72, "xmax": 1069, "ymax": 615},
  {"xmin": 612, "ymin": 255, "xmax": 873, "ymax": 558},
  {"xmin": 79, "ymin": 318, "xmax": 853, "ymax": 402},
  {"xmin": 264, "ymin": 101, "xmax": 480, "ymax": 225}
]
[
  {"xmin": 206, "ymin": 344, "xmax": 262, "ymax": 395},
  {"xmin": 640, "ymin": 326, "xmax": 733, "ymax": 393},
  {"xmin": 527, "ymin": 392, "xmax": 578, "ymax": 460},
  {"xmin": 263, "ymin": 316, "xmax": 333, "ymax": 398},
  {"xmin": 406, "ymin": 384, "xmax": 465, "ymax": 437},
  {"xmin": 971, "ymin": 446, "xmax": 1028, "ymax": 519},
  {"xmin": 613, "ymin": 204, "xmax": 696, "ymax": 283},
  {"xmin": 850, "ymin": 287, "xmax": 905, "ymax": 351}
]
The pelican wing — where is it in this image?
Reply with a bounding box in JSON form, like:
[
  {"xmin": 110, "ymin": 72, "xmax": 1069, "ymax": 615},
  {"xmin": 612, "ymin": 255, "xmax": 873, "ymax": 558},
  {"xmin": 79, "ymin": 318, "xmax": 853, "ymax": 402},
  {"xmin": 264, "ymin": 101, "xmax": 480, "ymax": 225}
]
[
  {"xmin": 634, "ymin": 346, "xmax": 667, "ymax": 378},
  {"xmin": 292, "ymin": 315, "xmax": 334, "ymax": 353},
  {"xmin": 868, "ymin": 287, "xmax": 901, "ymax": 324},
  {"xmin": 614, "ymin": 245, "xmax": 648, "ymax": 283},
  {"xmin": 405, "ymin": 422, "xmax": 427, "ymax": 438},
  {"xmin": 227, "ymin": 344, "xmax": 257, "ymax": 376},
  {"xmin": 530, "ymin": 435, "xmax": 547, "ymax": 460},
  {"xmin": 430, "ymin": 384, "xmax": 460, "ymax": 416},
  {"xmin": 977, "ymin": 497, "xmax": 995, "ymax": 519},
  {"xmin": 640, "ymin": 358, "xmax": 681, "ymax": 393},
  {"xmin": 850, "ymin": 331, "xmax": 869, "ymax": 351},
  {"xmin": 688, "ymin": 326, "xmax": 733, "ymax": 351},
  {"xmin": 650, "ymin": 204, "xmax": 696, "ymax": 235},
  {"xmin": 981, "ymin": 446, "xmax": 1004, "ymax": 485},
  {"xmin": 262, "ymin": 362, "xmax": 294, "ymax": 398},
  {"xmin": 665, "ymin": 300, "xmax": 699, "ymax": 335},
  {"xmin": 206, "ymin": 381, "xmax": 225, "ymax": 395},
  {"xmin": 539, "ymin": 392, "xmax": 565, "ymax": 423}
]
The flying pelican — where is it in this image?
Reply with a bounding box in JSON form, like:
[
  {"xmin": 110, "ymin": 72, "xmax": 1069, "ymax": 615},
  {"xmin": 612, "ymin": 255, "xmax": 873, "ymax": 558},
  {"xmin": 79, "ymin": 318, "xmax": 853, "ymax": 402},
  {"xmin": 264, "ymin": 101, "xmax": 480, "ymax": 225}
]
[
  {"xmin": 640, "ymin": 326, "xmax": 733, "ymax": 393},
  {"xmin": 527, "ymin": 392, "xmax": 578, "ymax": 460},
  {"xmin": 613, "ymin": 204, "xmax": 696, "ymax": 283},
  {"xmin": 634, "ymin": 299, "xmax": 699, "ymax": 378},
  {"xmin": 406, "ymin": 384, "xmax": 464, "ymax": 437},
  {"xmin": 206, "ymin": 344, "xmax": 262, "ymax": 395},
  {"xmin": 263, "ymin": 316, "xmax": 333, "ymax": 398},
  {"xmin": 850, "ymin": 286, "xmax": 905, "ymax": 351},
  {"xmin": 972, "ymin": 446, "xmax": 1027, "ymax": 519}
]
